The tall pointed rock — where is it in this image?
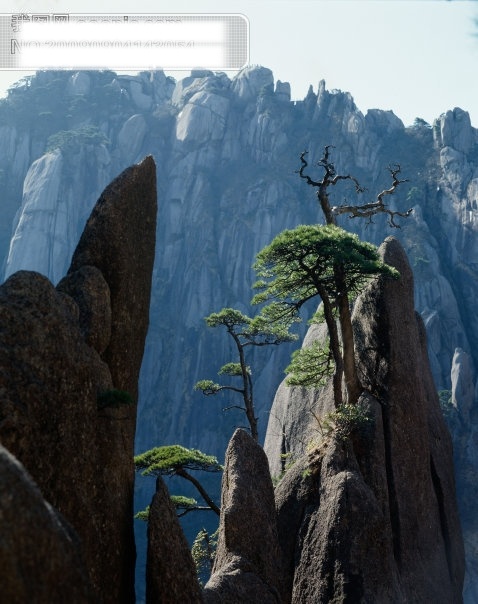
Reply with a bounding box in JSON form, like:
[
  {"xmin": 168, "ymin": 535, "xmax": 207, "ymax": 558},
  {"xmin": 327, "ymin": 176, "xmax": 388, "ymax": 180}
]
[
  {"xmin": 0, "ymin": 156, "xmax": 157, "ymax": 603},
  {"xmin": 60, "ymin": 154, "xmax": 157, "ymax": 602},
  {"xmin": 67, "ymin": 154, "xmax": 157, "ymax": 408},
  {"xmin": 146, "ymin": 475, "xmax": 204, "ymax": 603},
  {"xmin": 268, "ymin": 237, "xmax": 464, "ymax": 603},
  {"xmin": 204, "ymin": 428, "xmax": 285, "ymax": 603}
]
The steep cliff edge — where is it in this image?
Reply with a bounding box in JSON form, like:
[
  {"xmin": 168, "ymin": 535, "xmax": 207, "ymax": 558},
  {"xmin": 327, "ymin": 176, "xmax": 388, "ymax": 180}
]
[
  {"xmin": 0, "ymin": 156, "xmax": 157, "ymax": 603},
  {"xmin": 266, "ymin": 237, "xmax": 464, "ymax": 602}
]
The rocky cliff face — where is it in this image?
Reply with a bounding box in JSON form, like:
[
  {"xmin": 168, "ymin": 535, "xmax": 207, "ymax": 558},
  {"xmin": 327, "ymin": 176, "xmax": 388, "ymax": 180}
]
[
  {"xmin": 0, "ymin": 156, "xmax": 157, "ymax": 603},
  {"xmin": 0, "ymin": 66, "xmax": 477, "ymax": 599},
  {"xmin": 266, "ymin": 238, "xmax": 464, "ymax": 603}
]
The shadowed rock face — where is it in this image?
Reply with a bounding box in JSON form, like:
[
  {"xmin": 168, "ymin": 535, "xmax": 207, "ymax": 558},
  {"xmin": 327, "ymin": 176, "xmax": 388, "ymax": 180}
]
[
  {"xmin": 0, "ymin": 445, "xmax": 92, "ymax": 604},
  {"xmin": 204, "ymin": 428, "xmax": 285, "ymax": 603},
  {"xmin": 68, "ymin": 154, "xmax": 157, "ymax": 408},
  {"xmin": 268, "ymin": 238, "xmax": 465, "ymax": 603},
  {"xmin": 57, "ymin": 265, "xmax": 111, "ymax": 354},
  {"xmin": 0, "ymin": 270, "xmax": 112, "ymax": 586},
  {"xmin": 146, "ymin": 476, "xmax": 204, "ymax": 604},
  {"xmin": 275, "ymin": 421, "xmax": 405, "ymax": 604},
  {"xmin": 60, "ymin": 154, "xmax": 158, "ymax": 602},
  {"xmin": 0, "ymin": 156, "xmax": 157, "ymax": 603}
]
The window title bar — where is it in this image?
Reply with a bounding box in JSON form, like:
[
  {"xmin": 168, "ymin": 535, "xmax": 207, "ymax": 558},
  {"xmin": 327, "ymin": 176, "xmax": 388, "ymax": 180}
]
[{"xmin": 2, "ymin": 14, "xmax": 249, "ymax": 70}]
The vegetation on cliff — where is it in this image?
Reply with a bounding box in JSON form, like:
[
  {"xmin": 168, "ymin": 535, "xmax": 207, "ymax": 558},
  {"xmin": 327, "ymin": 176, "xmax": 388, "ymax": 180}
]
[
  {"xmin": 135, "ymin": 445, "xmax": 222, "ymax": 516},
  {"xmin": 195, "ymin": 306, "xmax": 298, "ymax": 441}
]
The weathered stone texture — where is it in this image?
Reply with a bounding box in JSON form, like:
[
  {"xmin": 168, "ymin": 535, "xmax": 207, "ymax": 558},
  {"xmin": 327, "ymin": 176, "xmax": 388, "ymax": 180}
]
[
  {"xmin": 146, "ymin": 476, "xmax": 204, "ymax": 604},
  {"xmin": 277, "ymin": 433, "xmax": 404, "ymax": 603},
  {"xmin": 0, "ymin": 444, "xmax": 92, "ymax": 603},
  {"xmin": 0, "ymin": 156, "xmax": 157, "ymax": 603},
  {"xmin": 269, "ymin": 238, "xmax": 464, "ymax": 603},
  {"xmin": 204, "ymin": 428, "xmax": 285, "ymax": 603},
  {"xmin": 57, "ymin": 264, "xmax": 111, "ymax": 354},
  {"xmin": 65, "ymin": 155, "xmax": 157, "ymax": 601},
  {"xmin": 68, "ymin": 154, "xmax": 157, "ymax": 406},
  {"xmin": 353, "ymin": 237, "xmax": 464, "ymax": 601},
  {"xmin": 0, "ymin": 271, "xmax": 112, "ymax": 535}
]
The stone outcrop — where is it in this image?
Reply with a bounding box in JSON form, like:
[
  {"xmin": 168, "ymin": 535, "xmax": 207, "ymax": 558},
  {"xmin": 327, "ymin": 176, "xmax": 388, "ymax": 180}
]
[
  {"xmin": 204, "ymin": 429, "xmax": 285, "ymax": 603},
  {"xmin": 268, "ymin": 238, "xmax": 464, "ymax": 603},
  {"xmin": 0, "ymin": 269, "xmax": 113, "ymax": 600},
  {"xmin": 264, "ymin": 320, "xmax": 335, "ymax": 479},
  {"xmin": 0, "ymin": 444, "xmax": 92, "ymax": 603},
  {"xmin": 275, "ymin": 419, "xmax": 406, "ymax": 603},
  {"xmin": 57, "ymin": 264, "xmax": 111, "ymax": 354},
  {"xmin": 231, "ymin": 65, "xmax": 274, "ymax": 104},
  {"xmin": 118, "ymin": 114, "xmax": 148, "ymax": 164},
  {"xmin": 146, "ymin": 476, "xmax": 204, "ymax": 603},
  {"xmin": 66, "ymin": 154, "xmax": 157, "ymax": 408},
  {"xmin": 0, "ymin": 156, "xmax": 157, "ymax": 603},
  {"xmin": 354, "ymin": 237, "xmax": 464, "ymax": 601}
]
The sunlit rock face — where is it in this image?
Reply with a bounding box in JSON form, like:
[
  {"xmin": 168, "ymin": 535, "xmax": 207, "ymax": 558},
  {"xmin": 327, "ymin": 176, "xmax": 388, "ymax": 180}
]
[
  {"xmin": 267, "ymin": 238, "xmax": 464, "ymax": 603},
  {"xmin": 5, "ymin": 150, "xmax": 65, "ymax": 282},
  {"xmin": 1, "ymin": 67, "xmax": 478, "ymax": 600}
]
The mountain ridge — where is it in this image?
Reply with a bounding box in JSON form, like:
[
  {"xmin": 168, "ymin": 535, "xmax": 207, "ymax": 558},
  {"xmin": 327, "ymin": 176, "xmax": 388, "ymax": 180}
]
[{"xmin": 0, "ymin": 65, "xmax": 477, "ymax": 601}]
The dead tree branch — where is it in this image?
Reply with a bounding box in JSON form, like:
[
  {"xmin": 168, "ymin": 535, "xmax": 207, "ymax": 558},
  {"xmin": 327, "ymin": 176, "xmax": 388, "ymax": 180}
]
[
  {"xmin": 331, "ymin": 164, "xmax": 412, "ymax": 227},
  {"xmin": 298, "ymin": 149, "xmax": 365, "ymax": 192},
  {"xmin": 297, "ymin": 147, "xmax": 412, "ymax": 228}
]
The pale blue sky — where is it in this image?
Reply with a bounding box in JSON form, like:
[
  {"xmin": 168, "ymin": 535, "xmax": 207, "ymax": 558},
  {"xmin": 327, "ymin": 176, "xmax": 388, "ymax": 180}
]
[{"xmin": 1, "ymin": 0, "xmax": 477, "ymax": 126}]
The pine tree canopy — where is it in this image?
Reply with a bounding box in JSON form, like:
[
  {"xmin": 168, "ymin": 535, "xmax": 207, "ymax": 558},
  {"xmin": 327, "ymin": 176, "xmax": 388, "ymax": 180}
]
[
  {"xmin": 253, "ymin": 224, "xmax": 399, "ymax": 308},
  {"xmin": 134, "ymin": 445, "xmax": 223, "ymax": 476}
]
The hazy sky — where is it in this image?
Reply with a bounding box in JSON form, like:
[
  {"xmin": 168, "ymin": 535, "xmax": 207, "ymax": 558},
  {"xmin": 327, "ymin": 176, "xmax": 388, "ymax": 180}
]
[{"xmin": 1, "ymin": 0, "xmax": 477, "ymax": 126}]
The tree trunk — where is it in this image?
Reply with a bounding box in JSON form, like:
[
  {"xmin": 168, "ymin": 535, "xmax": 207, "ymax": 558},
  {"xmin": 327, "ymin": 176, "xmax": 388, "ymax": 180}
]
[
  {"xmin": 333, "ymin": 261, "xmax": 362, "ymax": 405},
  {"xmin": 176, "ymin": 468, "xmax": 220, "ymax": 516},
  {"xmin": 233, "ymin": 332, "xmax": 259, "ymax": 441},
  {"xmin": 318, "ymin": 288, "xmax": 343, "ymax": 408},
  {"xmin": 318, "ymin": 185, "xmax": 337, "ymax": 225},
  {"xmin": 245, "ymin": 400, "xmax": 259, "ymax": 442},
  {"xmin": 337, "ymin": 290, "xmax": 362, "ymax": 405}
]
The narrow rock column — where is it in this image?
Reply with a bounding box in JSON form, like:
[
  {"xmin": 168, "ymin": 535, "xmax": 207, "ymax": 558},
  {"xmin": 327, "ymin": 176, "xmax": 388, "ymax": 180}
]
[
  {"xmin": 65, "ymin": 155, "xmax": 158, "ymax": 603},
  {"xmin": 146, "ymin": 476, "xmax": 204, "ymax": 603},
  {"xmin": 204, "ymin": 428, "xmax": 285, "ymax": 603}
]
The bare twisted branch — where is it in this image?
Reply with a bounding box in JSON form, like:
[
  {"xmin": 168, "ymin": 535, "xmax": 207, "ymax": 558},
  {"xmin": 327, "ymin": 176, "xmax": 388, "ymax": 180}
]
[
  {"xmin": 298, "ymin": 147, "xmax": 412, "ymax": 228},
  {"xmin": 298, "ymin": 148, "xmax": 365, "ymax": 193},
  {"xmin": 331, "ymin": 164, "xmax": 412, "ymax": 228}
]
